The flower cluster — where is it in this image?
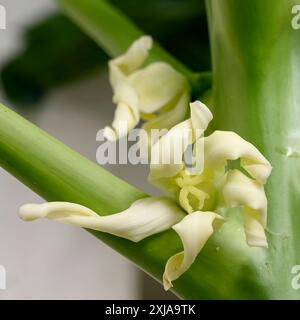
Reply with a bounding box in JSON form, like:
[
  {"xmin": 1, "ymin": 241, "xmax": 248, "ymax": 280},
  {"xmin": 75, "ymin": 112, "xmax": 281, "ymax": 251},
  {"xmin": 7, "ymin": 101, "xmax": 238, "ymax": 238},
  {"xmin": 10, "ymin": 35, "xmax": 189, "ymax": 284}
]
[{"xmin": 104, "ymin": 36, "xmax": 189, "ymax": 144}]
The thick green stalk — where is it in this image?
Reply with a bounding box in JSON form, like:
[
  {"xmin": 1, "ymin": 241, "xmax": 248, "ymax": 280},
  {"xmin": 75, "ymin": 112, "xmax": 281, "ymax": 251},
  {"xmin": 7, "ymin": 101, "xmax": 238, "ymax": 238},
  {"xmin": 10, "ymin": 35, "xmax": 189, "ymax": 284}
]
[
  {"xmin": 56, "ymin": 0, "xmax": 204, "ymax": 94},
  {"xmin": 0, "ymin": 103, "xmax": 269, "ymax": 299},
  {"xmin": 207, "ymin": 0, "xmax": 300, "ymax": 298}
]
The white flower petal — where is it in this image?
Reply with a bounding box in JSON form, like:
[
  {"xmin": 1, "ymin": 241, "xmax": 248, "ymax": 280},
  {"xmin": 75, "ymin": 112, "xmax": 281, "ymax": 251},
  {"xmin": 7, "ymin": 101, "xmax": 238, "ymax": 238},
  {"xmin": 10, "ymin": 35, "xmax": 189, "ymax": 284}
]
[
  {"xmin": 163, "ymin": 211, "xmax": 224, "ymax": 290},
  {"xmin": 149, "ymin": 101, "xmax": 213, "ymax": 187},
  {"xmin": 137, "ymin": 93, "xmax": 189, "ymax": 159},
  {"xmin": 128, "ymin": 62, "xmax": 187, "ymax": 114},
  {"xmin": 244, "ymin": 208, "xmax": 268, "ymax": 247},
  {"xmin": 190, "ymin": 100, "xmax": 213, "ymax": 139},
  {"xmin": 149, "ymin": 119, "xmax": 191, "ymax": 184},
  {"xmin": 105, "ymin": 36, "xmax": 152, "ymax": 140},
  {"xmin": 109, "ymin": 36, "xmax": 153, "ymax": 86},
  {"xmin": 142, "ymin": 93, "xmax": 189, "ymax": 136},
  {"xmin": 222, "ymin": 170, "xmax": 268, "ymax": 247},
  {"xmin": 104, "ymin": 102, "xmax": 138, "ymax": 140},
  {"xmin": 112, "ymin": 83, "xmax": 140, "ymax": 121},
  {"xmin": 107, "ymin": 36, "xmax": 189, "ymax": 140},
  {"xmin": 19, "ymin": 197, "xmax": 186, "ymax": 243},
  {"xmin": 204, "ymin": 131, "xmax": 272, "ymax": 184},
  {"xmin": 104, "ymin": 82, "xmax": 140, "ymax": 140}
]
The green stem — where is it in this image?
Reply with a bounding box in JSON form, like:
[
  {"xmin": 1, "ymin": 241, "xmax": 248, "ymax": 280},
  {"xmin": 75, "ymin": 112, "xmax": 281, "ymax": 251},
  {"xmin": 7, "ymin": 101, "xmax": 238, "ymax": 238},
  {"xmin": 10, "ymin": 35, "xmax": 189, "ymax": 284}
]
[
  {"xmin": 57, "ymin": 0, "xmax": 202, "ymax": 94},
  {"xmin": 207, "ymin": 0, "xmax": 300, "ymax": 298}
]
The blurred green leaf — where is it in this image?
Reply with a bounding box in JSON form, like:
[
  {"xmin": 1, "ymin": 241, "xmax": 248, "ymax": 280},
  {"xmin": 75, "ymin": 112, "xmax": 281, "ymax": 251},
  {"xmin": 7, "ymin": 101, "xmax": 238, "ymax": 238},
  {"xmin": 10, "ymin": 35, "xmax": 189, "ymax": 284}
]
[{"xmin": 1, "ymin": 14, "xmax": 107, "ymax": 105}]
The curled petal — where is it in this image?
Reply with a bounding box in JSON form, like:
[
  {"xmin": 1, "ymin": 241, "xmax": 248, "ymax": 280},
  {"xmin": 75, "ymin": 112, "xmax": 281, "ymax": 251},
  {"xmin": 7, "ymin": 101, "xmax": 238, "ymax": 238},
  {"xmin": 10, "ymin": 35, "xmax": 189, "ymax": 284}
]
[
  {"xmin": 104, "ymin": 103, "xmax": 138, "ymax": 141},
  {"xmin": 104, "ymin": 83, "xmax": 140, "ymax": 140},
  {"xmin": 109, "ymin": 36, "xmax": 153, "ymax": 86},
  {"xmin": 244, "ymin": 208, "xmax": 268, "ymax": 248},
  {"xmin": 107, "ymin": 36, "xmax": 189, "ymax": 140},
  {"xmin": 163, "ymin": 211, "xmax": 224, "ymax": 290},
  {"xmin": 190, "ymin": 101, "xmax": 213, "ymax": 139},
  {"xmin": 138, "ymin": 93, "xmax": 189, "ymax": 158},
  {"xmin": 222, "ymin": 170, "xmax": 268, "ymax": 247},
  {"xmin": 106, "ymin": 36, "xmax": 152, "ymax": 140},
  {"xmin": 19, "ymin": 197, "xmax": 186, "ymax": 243},
  {"xmin": 142, "ymin": 93, "xmax": 189, "ymax": 143},
  {"xmin": 149, "ymin": 119, "xmax": 191, "ymax": 181},
  {"xmin": 149, "ymin": 101, "xmax": 213, "ymax": 187},
  {"xmin": 204, "ymin": 131, "xmax": 272, "ymax": 184},
  {"xmin": 128, "ymin": 62, "xmax": 188, "ymax": 114}
]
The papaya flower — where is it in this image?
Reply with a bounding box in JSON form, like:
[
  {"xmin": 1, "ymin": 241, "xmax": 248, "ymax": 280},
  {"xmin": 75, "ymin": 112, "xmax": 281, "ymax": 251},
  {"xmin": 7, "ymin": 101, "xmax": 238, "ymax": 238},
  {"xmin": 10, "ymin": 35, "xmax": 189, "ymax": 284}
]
[
  {"xmin": 103, "ymin": 36, "xmax": 190, "ymax": 143},
  {"xmin": 18, "ymin": 101, "xmax": 272, "ymax": 290}
]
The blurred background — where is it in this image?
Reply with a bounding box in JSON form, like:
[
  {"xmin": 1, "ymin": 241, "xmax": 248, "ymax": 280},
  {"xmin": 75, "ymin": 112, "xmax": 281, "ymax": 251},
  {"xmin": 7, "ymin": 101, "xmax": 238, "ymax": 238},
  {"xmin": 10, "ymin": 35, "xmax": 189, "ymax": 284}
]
[{"xmin": 0, "ymin": 0, "xmax": 209, "ymax": 299}]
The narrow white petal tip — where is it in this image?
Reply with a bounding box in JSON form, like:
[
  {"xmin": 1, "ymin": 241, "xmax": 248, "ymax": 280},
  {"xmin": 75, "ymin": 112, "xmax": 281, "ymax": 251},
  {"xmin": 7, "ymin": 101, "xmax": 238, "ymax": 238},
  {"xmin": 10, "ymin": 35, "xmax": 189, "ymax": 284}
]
[
  {"xmin": 190, "ymin": 100, "xmax": 213, "ymax": 130},
  {"xmin": 138, "ymin": 35, "xmax": 153, "ymax": 50},
  {"xmin": 244, "ymin": 215, "xmax": 268, "ymax": 248},
  {"xmin": 19, "ymin": 204, "xmax": 45, "ymax": 221},
  {"xmin": 103, "ymin": 126, "xmax": 117, "ymax": 141},
  {"xmin": 163, "ymin": 211, "xmax": 224, "ymax": 290},
  {"xmin": 163, "ymin": 275, "xmax": 173, "ymax": 291},
  {"xmin": 247, "ymin": 237, "xmax": 268, "ymax": 248},
  {"xmin": 243, "ymin": 163, "xmax": 272, "ymax": 185}
]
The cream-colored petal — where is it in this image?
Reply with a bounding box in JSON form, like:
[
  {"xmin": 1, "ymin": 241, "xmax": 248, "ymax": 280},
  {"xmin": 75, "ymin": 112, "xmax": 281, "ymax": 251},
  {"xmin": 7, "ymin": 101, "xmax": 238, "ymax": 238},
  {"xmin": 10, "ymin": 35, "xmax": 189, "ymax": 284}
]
[
  {"xmin": 108, "ymin": 36, "xmax": 189, "ymax": 140},
  {"xmin": 163, "ymin": 211, "xmax": 225, "ymax": 290},
  {"xmin": 107, "ymin": 37, "xmax": 151, "ymax": 139},
  {"xmin": 109, "ymin": 36, "xmax": 153, "ymax": 88},
  {"xmin": 128, "ymin": 62, "xmax": 187, "ymax": 114},
  {"xmin": 204, "ymin": 131, "xmax": 272, "ymax": 184},
  {"xmin": 138, "ymin": 93, "xmax": 189, "ymax": 156},
  {"xmin": 149, "ymin": 101, "xmax": 213, "ymax": 187},
  {"xmin": 149, "ymin": 119, "xmax": 190, "ymax": 188},
  {"xmin": 243, "ymin": 208, "xmax": 268, "ymax": 247},
  {"xmin": 19, "ymin": 197, "xmax": 186, "ymax": 243},
  {"xmin": 112, "ymin": 83, "xmax": 140, "ymax": 121},
  {"xmin": 222, "ymin": 169, "xmax": 268, "ymax": 247},
  {"xmin": 142, "ymin": 92, "xmax": 189, "ymax": 136},
  {"xmin": 190, "ymin": 100, "xmax": 213, "ymax": 139},
  {"xmin": 104, "ymin": 83, "xmax": 140, "ymax": 140},
  {"xmin": 104, "ymin": 102, "xmax": 139, "ymax": 140}
]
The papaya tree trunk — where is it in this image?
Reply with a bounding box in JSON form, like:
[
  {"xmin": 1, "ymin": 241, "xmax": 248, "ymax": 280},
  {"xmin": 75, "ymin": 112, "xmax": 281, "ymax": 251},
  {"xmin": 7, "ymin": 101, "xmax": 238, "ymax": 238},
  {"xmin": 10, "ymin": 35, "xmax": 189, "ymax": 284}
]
[{"xmin": 206, "ymin": 0, "xmax": 300, "ymax": 299}]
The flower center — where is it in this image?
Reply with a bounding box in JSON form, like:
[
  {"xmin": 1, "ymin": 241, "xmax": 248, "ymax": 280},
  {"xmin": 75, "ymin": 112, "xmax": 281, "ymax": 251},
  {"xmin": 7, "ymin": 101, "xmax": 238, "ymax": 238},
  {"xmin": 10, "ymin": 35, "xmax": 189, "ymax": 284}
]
[{"xmin": 174, "ymin": 170, "xmax": 216, "ymax": 213}]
